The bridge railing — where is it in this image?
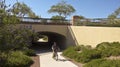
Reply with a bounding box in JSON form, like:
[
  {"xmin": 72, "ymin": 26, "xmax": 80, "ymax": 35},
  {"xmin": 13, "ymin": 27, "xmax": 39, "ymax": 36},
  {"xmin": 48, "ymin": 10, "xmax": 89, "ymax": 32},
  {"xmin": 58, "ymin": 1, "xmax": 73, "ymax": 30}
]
[
  {"xmin": 73, "ymin": 18, "xmax": 120, "ymax": 27},
  {"xmin": 19, "ymin": 17, "xmax": 71, "ymax": 25},
  {"xmin": 18, "ymin": 17, "xmax": 120, "ymax": 27}
]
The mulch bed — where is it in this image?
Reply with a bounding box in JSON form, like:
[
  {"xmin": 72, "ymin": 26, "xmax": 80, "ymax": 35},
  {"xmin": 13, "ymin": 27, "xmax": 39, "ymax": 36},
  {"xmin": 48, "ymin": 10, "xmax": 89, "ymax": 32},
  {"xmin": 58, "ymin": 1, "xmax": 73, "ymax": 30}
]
[{"xmin": 30, "ymin": 55, "xmax": 40, "ymax": 67}]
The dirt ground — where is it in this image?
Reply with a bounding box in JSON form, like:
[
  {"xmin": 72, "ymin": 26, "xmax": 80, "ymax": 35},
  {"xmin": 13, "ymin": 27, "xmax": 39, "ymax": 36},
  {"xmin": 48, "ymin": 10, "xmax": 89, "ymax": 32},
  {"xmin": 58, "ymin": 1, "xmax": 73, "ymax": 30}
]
[{"xmin": 30, "ymin": 55, "xmax": 40, "ymax": 67}]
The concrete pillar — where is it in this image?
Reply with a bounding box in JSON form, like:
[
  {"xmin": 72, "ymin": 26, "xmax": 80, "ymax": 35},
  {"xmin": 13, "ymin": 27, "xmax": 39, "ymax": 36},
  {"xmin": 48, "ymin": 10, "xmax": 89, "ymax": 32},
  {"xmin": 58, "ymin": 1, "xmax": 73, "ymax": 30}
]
[{"xmin": 71, "ymin": 16, "xmax": 80, "ymax": 25}]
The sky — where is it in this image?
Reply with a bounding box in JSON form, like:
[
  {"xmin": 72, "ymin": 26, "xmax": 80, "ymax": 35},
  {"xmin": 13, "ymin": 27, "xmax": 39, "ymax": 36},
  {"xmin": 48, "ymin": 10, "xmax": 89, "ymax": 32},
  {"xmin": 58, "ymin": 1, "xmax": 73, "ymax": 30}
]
[{"xmin": 6, "ymin": 0, "xmax": 120, "ymax": 19}]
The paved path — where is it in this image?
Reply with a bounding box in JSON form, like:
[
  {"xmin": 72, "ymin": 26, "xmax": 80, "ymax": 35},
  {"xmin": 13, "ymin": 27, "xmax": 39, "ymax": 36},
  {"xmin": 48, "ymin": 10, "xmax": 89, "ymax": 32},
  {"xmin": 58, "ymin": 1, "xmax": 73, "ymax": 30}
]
[{"xmin": 37, "ymin": 52, "xmax": 78, "ymax": 67}]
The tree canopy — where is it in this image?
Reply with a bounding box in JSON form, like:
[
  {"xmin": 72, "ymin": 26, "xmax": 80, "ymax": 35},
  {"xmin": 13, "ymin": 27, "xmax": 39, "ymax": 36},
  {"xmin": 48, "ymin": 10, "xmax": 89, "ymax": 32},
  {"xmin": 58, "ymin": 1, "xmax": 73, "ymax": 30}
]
[
  {"xmin": 48, "ymin": 1, "xmax": 75, "ymax": 19},
  {"xmin": 108, "ymin": 7, "xmax": 120, "ymax": 19},
  {"xmin": 0, "ymin": 0, "xmax": 36, "ymax": 51},
  {"xmin": 108, "ymin": 7, "xmax": 120, "ymax": 24},
  {"xmin": 0, "ymin": 0, "xmax": 20, "ymax": 25},
  {"xmin": 11, "ymin": 2, "xmax": 39, "ymax": 18}
]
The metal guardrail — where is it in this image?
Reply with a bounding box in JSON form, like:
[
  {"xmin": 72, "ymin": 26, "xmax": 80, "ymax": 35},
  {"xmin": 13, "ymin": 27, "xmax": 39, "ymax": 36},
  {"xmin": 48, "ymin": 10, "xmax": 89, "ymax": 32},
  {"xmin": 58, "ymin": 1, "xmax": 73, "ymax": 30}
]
[
  {"xmin": 73, "ymin": 18, "xmax": 120, "ymax": 26},
  {"xmin": 19, "ymin": 17, "xmax": 71, "ymax": 25},
  {"xmin": 2, "ymin": 17, "xmax": 119, "ymax": 26}
]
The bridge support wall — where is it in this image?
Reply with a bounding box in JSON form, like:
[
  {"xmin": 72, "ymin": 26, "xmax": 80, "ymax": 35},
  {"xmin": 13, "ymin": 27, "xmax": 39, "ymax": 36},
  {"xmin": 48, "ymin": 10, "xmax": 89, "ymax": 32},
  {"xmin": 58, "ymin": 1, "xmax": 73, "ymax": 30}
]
[{"xmin": 70, "ymin": 26, "xmax": 120, "ymax": 47}]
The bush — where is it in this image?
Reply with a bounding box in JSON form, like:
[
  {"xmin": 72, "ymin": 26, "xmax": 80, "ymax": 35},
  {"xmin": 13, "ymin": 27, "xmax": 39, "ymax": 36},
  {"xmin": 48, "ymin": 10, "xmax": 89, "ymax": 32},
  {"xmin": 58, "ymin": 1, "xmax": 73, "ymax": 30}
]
[
  {"xmin": 74, "ymin": 45, "xmax": 92, "ymax": 51},
  {"xmin": 63, "ymin": 42, "xmax": 120, "ymax": 65},
  {"xmin": 97, "ymin": 42, "xmax": 120, "ymax": 57},
  {"xmin": 84, "ymin": 59, "xmax": 120, "ymax": 67},
  {"xmin": 0, "ymin": 52, "xmax": 8, "ymax": 67},
  {"xmin": 74, "ymin": 45, "xmax": 82, "ymax": 51},
  {"xmin": 96, "ymin": 42, "xmax": 120, "ymax": 50},
  {"xmin": 101, "ymin": 48, "xmax": 120, "ymax": 57},
  {"xmin": 63, "ymin": 46, "xmax": 101, "ymax": 63},
  {"xmin": 3, "ymin": 51, "xmax": 33, "ymax": 67},
  {"xmin": 22, "ymin": 49, "xmax": 36, "ymax": 56},
  {"xmin": 63, "ymin": 47, "xmax": 79, "ymax": 59},
  {"xmin": 76, "ymin": 49, "xmax": 101, "ymax": 63},
  {"xmin": 96, "ymin": 42, "xmax": 111, "ymax": 50}
]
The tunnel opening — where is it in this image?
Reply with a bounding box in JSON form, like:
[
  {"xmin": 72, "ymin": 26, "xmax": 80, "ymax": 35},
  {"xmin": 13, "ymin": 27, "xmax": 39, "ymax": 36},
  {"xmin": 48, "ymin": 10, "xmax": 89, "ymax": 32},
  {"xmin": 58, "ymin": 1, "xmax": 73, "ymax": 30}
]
[{"xmin": 32, "ymin": 31, "xmax": 66, "ymax": 52}]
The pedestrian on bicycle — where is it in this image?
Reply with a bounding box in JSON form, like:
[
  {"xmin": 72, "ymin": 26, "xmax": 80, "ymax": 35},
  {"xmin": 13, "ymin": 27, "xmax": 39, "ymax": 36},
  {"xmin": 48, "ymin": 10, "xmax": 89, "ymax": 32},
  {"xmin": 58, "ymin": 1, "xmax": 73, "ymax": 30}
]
[{"xmin": 52, "ymin": 42, "xmax": 59, "ymax": 60}]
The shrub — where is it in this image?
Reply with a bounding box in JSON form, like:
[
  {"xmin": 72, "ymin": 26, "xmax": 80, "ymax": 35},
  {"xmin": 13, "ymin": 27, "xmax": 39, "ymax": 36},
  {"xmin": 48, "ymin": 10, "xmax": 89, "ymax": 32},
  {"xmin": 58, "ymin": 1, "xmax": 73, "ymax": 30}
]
[
  {"xmin": 96, "ymin": 42, "xmax": 120, "ymax": 50},
  {"xmin": 96, "ymin": 42, "xmax": 111, "ymax": 50},
  {"xmin": 22, "ymin": 49, "xmax": 36, "ymax": 56},
  {"xmin": 0, "ymin": 52, "xmax": 8, "ymax": 67},
  {"xmin": 63, "ymin": 45, "xmax": 99, "ymax": 63},
  {"xmin": 84, "ymin": 59, "xmax": 120, "ymax": 67},
  {"xmin": 76, "ymin": 49, "xmax": 101, "ymax": 63},
  {"xmin": 5, "ymin": 51, "xmax": 33, "ymax": 67},
  {"xmin": 101, "ymin": 48, "xmax": 120, "ymax": 57},
  {"xmin": 97, "ymin": 42, "xmax": 120, "ymax": 57},
  {"xmin": 74, "ymin": 45, "xmax": 92, "ymax": 51},
  {"xmin": 63, "ymin": 47, "xmax": 79, "ymax": 59},
  {"xmin": 62, "ymin": 42, "xmax": 120, "ymax": 66},
  {"xmin": 74, "ymin": 45, "xmax": 82, "ymax": 51}
]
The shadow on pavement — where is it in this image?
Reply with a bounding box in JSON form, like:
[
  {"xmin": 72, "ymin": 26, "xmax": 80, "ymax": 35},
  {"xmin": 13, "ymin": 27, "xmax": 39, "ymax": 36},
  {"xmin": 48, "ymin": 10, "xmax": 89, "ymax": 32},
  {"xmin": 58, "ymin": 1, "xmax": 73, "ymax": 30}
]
[{"xmin": 30, "ymin": 44, "xmax": 53, "ymax": 55}]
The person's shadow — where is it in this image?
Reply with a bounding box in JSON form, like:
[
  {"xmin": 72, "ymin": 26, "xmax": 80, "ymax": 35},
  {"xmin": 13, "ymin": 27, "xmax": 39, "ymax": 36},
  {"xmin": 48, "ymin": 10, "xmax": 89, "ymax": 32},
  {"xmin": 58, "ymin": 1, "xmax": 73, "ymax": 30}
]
[{"xmin": 57, "ymin": 58, "xmax": 70, "ymax": 62}]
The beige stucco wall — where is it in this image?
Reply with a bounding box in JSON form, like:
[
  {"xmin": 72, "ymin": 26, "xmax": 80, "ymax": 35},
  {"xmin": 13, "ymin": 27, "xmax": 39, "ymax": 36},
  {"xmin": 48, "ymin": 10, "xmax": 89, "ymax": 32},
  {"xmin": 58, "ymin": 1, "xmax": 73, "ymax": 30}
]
[{"xmin": 70, "ymin": 26, "xmax": 120, "ymax": 47}]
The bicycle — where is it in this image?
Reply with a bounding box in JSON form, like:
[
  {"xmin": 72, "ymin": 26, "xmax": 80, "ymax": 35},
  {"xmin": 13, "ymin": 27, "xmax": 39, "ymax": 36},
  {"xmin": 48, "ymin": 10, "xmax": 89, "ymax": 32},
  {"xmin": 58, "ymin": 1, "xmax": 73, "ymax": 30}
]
[{"xmin": 53, "ymin": 52, "xmax": 58, "ymax": 61}]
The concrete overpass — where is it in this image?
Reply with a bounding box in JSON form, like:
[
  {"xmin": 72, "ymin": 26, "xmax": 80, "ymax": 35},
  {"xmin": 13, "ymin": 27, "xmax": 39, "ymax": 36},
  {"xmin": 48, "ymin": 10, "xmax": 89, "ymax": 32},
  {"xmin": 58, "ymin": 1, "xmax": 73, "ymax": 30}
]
[
  {"xmin": 17, "ymin": 22, "xmax": 76, "ymax": 49},
  {"xmin": 16, "ymin": 23, "xmax": 120, "ymax": 49},
  {"xmin": 16, "ymin": 17, "xmax": 120, "ymax": 49}
]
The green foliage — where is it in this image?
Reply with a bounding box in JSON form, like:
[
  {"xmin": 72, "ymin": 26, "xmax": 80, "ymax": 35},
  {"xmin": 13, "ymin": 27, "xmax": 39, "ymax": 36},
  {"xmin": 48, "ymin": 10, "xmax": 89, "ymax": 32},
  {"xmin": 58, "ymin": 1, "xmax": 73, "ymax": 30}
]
[
  {"xmin": 12, "ymin": 2, "xmax": 37, "ymax": 17},
  {"xmin": 84, "ymin": 59, "xmax": 120, "ymax": 67},
  {"xmin": 74, "ymin": 45, "xmax": 92, "ymax": 51},
  {"xmin": 0, "ymin": 1, "xmax": 36, "ymax": 67},
  {"xmin": 0, "ymin": 26, "xmax": 35, "ymax": 52},
  {"xmin": 73, "ymin": 45, "xmax": 82, "ymax": 51},
  {"xmin": 76, "ymin": 49, "xmax": 101, "ymax": 63},
  {"xmin": 63, "ymin": 47, "xmax": 79, "ymax": 59},
  {"xmin": 96, "ymin": 42, "xmax": 111, "ymax": 50},
  {"xmin": 0, "ymin": 0, "xmax": 20, "ymax": 25},
  {"xmin": 51, "ymin": 15, "xmax": 65, "ymax": 20},
  {"xmin": 3, "ymin": 15, "xmax": 20, "ymax": 25},
  {"xmin": 48, "ymin": 1, "xmax": 75, "ymax": 19},
  {"xmin": 97, "ymin": 42, "xmax": 120, "ymax": 57},
  {"xmin": 51, "ymin": 15, "xmax": 65, "ymax": 23},
  {"xmin": 63, "ymin": 42, "xmax": 120, "ymax": 64},
  {"xmin": 63, "ymin": 45, "xmax": 101, "ymax": 63},
  {"xmin": 107, "ymin": 7, "xmax": 120, "ymax": 24},
  {"xmin": 2, "ymin": 51, "xmax": 33, "ymax": 67},
  {"xmin": 108, "ymin": 7, "xmax": 120, "ymax": 19},
  {"xmin": 22, "ymin": 49, "xmax": 36, "ymax": 56}
]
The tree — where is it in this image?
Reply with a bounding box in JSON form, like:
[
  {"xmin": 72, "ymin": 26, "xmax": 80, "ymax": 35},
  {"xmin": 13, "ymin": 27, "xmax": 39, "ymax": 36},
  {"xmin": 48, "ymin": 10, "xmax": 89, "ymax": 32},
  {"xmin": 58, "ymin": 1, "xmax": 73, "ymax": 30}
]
[
  {"xmin": 0, "ymin": 26, "xmax": 35, "ymax": 52},
  {"xmin": 0, "ymin": 0, "xmax": 20, "ymax": 25},
  {"xmin": 51, "ymin": 15, "xmax": 64, "ymax": 20},
  {"xmin": 0, "ymin": 0, "xmax": 37, "ymax": 52},
  {"xmin": 114, "ymin": 7, "xmax": 120, "ymax": 18},
  {"xmin": 0, "ymin": 1, "xmax": 36, "ymax": 66},
  {"xmin": 11, "ymin": 1, "xmax": 38, "ymax": 18},
  {"xmin": 48, "ymin": 1, "xmax": 75, "ymax": 19},
  {"xmin": 28, "ymin": 11, "xmax": 40, "ymax": 18},
  {"xmin": 108, "ymin": 7, "xmax": 120, "ymax": 24}
]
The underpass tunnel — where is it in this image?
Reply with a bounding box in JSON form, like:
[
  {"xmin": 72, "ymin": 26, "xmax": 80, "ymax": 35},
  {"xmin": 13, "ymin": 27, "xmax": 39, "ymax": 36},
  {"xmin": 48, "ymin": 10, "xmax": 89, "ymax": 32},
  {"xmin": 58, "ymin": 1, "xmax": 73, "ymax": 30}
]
[{"xmin": 32, "ymin": 31, "xmax": 66, "ymax": 51}]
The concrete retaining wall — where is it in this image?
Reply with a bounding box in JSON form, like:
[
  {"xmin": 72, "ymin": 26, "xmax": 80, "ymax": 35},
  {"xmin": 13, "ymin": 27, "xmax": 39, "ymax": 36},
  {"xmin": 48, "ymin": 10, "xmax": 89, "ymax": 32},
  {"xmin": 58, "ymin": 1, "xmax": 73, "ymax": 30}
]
[{"xmin": 70, "ymin": 26, "xmax": 120, "ymax": 47}]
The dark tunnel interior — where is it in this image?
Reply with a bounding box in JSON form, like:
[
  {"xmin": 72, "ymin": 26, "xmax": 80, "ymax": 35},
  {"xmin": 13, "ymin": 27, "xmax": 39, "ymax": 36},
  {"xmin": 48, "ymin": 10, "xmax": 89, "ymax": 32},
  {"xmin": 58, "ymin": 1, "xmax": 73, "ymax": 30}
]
[{"xmin": 31, "ymin": 31, "xmax": 66, "ymax": 52}]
